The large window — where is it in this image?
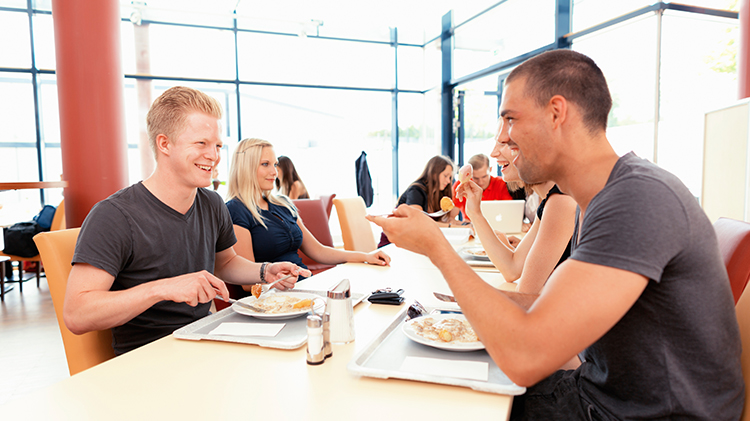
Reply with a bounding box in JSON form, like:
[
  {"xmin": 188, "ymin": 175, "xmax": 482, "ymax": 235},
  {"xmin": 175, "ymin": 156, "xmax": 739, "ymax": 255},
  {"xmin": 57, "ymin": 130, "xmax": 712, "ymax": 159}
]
[
  {"xmin": 239, "ymin": 85, "xmax": 393, "ymax": 210},
  {"xmin": 0, "ymin": 0, "xmax": 741, "ymax": 217}
]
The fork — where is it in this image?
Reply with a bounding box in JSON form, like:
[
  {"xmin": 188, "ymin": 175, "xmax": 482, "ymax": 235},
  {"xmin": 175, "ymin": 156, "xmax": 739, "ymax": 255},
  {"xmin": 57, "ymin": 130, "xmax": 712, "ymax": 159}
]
[
  {"xmin": 257, "ymin": 273, "xmax": 294, "ymax": 298},
  {"xmin": 433, "ymin": 292, "xmax": 457, "ymax": 303}
]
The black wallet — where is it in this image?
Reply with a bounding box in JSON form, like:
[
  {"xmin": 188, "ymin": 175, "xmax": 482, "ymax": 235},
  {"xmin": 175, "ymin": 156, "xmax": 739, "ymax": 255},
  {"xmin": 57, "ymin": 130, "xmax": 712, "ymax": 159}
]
[{"xmin": 368, "ymin": 288, "xmax": 405, "ymax": 305}]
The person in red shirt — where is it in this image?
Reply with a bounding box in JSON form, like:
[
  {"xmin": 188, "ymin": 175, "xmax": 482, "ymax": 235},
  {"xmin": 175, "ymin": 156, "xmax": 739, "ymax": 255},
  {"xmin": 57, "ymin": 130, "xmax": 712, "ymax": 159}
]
[{"xmin": 452, "ymin": 153, "xmax": 512, "ymax": 221}]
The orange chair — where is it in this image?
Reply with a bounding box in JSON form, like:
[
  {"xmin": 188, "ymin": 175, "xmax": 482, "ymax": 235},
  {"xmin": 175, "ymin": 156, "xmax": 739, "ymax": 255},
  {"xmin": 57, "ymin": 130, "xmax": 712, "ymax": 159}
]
[
  {"xmin": 332, "ymin": 197, "xmax": 376, "ymax": 252},
  {"xmin": 293, "ymin": 198, "xmax": 336, "ymax": 275},
  {"xmin": 735, "ymin": 275, "xmax": 750, "ymax": 420},
  {"xmin": 1, "ymin": 199, "xmax": 66, "ymax": 300},
  {"xmin": 714, "ymin": 217, "xmax": 750, "ymax": 304},
  {"xmin": 34, "ymin": 228, "xmax": 115, "ymax": 375}
]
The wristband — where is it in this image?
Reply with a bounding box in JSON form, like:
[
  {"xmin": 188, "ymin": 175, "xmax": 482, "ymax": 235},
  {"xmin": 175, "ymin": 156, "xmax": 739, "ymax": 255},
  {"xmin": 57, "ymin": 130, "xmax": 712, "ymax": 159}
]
[{"xmin": 260, "ymin": 262, "xmax": 269, "ymax": 283}]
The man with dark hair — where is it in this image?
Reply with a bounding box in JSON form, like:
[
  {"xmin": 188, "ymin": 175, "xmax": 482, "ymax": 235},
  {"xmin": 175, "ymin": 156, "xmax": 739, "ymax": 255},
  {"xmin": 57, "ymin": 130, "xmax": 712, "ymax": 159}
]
[
  {"xmin": 368, "ymin": 49, "xmax": 743, "ymax": 419},
  {"xmin": 65, "ymin": 86, "xmax": 310, "ymax": 355}
]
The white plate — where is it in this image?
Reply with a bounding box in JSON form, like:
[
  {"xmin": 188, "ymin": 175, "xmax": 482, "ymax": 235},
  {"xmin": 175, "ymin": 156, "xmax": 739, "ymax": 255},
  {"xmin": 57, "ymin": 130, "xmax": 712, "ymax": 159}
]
[
  {"xmin": 402, "ymin": 314, "xmax": 484, "ymax": 352},
  {"xmin": 460, "ymin": 246, "xmax": 490, "ymax": 261},
  {"xmin": 231, "ymin": 292, "xmax": 325, "ymax": 320}
]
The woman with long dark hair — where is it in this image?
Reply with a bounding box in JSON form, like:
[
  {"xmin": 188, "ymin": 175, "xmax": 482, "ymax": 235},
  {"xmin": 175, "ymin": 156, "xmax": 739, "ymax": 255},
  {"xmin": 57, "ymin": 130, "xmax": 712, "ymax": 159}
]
[
  {"xmin": 275, "ymin": 155, "xmax": 309, "ymax": 199},
  {"xmin": 378, "ymin": 155, "xmax": 460, "ymax": 247}
]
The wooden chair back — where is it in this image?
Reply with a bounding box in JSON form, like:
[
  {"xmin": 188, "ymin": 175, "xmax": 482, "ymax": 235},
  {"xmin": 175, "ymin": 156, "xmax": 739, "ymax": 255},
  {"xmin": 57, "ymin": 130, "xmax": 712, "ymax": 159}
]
[{"xmin": 332, "ymin": 197, "xmax": 376, "ymax": 252}]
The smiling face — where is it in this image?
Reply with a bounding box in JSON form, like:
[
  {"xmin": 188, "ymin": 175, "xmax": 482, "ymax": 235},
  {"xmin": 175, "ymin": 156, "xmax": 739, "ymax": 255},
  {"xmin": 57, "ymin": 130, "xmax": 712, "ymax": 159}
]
[
  {"xmin": 491, "ymin": 130, "xmax": 521, "ymax": 183},
  {"xmin": 256, "ymin": 147, "xmax": 278, "ymax": 191},
  {"xmin": 497, "ymin": 77, "xmax": 554, "ymax": 185},
  {"xmin": 438, "ymin": 164, "xmax": 454, "ymax": 190},
  {"xmin": 164, "ymin": 111, "xmax": 223, "ymax": 189}
]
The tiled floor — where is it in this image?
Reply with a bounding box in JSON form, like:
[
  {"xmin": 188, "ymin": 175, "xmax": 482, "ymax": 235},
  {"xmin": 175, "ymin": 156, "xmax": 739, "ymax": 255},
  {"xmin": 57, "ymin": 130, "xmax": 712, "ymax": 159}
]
[{"xmin": 0, "ymin": 274, "xmax": 70, "ymax": 407}]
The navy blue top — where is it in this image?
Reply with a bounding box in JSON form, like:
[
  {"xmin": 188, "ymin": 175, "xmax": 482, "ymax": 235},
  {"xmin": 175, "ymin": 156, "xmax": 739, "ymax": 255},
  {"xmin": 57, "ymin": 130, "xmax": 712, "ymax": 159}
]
[{"xmin": 225, "ymin": 197, "xmax": 307, "ymax": 274}]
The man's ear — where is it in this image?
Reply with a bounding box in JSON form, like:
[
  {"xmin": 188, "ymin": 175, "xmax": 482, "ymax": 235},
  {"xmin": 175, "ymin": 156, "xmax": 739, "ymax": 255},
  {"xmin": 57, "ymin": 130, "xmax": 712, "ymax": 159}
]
[
  {"xmin": 548, "ymin": 95, "xmax": 567, "ymax": 129},
  {"xmin": 155, "ymin": 134, "xmax": 171, "ymax": 157}
]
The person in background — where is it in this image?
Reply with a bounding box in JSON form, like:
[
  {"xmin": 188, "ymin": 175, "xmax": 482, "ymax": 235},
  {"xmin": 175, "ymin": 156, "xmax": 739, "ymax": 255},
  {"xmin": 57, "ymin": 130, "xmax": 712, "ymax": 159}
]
[
  {"xmin": 378, "ymin": 155, "xmax": 461, "ymax": 247},
  {"xmin": 226, "ymin": 138, "xmax": 390, "ymax": 298},
  {"xmin": 368, "ymin": 49, "xmax": 743, "ymax": 419},
  {"xmin": 276, "ymin": 155, "xmax": 309, "ymax": 199},
  {"xmin": 452, "ymin": 153, "xmax": 512, "ymax": 221},
  {"xmin": 65, "ymin": 87, "xmax": 308, "ymax": 356},
  {"xmin": 458, "ymin": 139, "xmax": 576, "ymax": 294}
]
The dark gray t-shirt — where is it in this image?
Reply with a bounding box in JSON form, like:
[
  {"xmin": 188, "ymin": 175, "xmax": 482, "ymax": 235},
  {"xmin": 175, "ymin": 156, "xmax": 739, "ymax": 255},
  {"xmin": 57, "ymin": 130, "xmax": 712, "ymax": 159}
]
[
  {"xmin": 571, "ymin": 152, "xmax": 744, "ymax": 419},
  {"xmin": 72, "ymin": 182, "xmax": 236, "ymax": 355}
]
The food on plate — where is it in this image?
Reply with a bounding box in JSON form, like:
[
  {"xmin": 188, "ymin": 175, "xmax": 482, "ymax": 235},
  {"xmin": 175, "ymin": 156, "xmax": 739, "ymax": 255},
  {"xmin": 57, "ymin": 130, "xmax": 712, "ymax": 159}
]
[
  {"xmin": 251, "ymin": 284, "xmax": 263, "ymax": 299},
  {"xmin": 292, "ymin": 298, "xmax": 313, "ymax": 309},
  {"xmin": 466, "ymin": 249, "xmax": 487, "ymax": 257},
  {"xmin": 440, "ymin": 196, "xmax": 454, "ymax": 212},
  {"xmin": 247, "ymin": 295, "xmax": 313, "ymax": 314},
  {"xmin": 458, "ymin": 164, "xmax": 473, "ymax": 185},
  {"xmin": 411, "ymin": 317, "xmax": 478, "ymax": 343}
]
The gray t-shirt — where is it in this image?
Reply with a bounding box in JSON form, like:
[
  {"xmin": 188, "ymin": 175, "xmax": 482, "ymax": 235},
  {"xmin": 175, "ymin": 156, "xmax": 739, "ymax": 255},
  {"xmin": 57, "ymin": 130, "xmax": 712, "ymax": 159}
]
[
  {"xmin": 72, "ymin": 182, "xmax": 236, "ymax": 355},
  {"xmin": 571, "ymin": 152, "xmax": 744, "ymax": 419}
]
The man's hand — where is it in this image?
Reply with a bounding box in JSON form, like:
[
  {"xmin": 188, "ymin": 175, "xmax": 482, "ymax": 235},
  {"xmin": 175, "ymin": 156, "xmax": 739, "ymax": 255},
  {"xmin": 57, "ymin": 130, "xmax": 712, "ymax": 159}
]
[
  {"xmin": 455, "ymin": 180, "xmax": 484, "ymax": 219},
  {"xmin": 156, "ymin": 270, "xmax": 229, "ymax": 306},
  {"xmin": 366, "ymin": 204, "xmax": 450, "ymax": 257},
  {"xmin": 266, "ymin": 262, "xmax": 311, "ymax": 290},
  {"xmin": 364, "ymin": 250, "xmax": 391, "ymax": 266}
]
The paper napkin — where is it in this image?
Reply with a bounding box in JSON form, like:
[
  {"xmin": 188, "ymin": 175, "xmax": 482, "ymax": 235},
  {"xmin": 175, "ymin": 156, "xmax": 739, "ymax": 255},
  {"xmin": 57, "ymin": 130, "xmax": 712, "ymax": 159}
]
[
  {"xmin": 208, "ymin": 322, "xmax": 284, "ymax": 337},
  {"xmin": 400, "ymin": 356, "xmax": 489, "ymax": 382}
]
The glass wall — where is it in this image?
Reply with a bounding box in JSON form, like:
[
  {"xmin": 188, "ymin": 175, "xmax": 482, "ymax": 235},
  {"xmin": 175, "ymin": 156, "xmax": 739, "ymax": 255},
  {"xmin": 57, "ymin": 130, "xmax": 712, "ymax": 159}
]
[
  {"xmin": 657, "ymin": 10, "xmax": 739, "ymax": 195},
  {"xmin": 453, "ymin": 0, "xmax": 556, "ymax": 81},
  {"xmin": 0, "ymin": 0, "xmax": 741, "ymax": 218},
  {"xmin": 573, "ymin": 13, "xmax": 659, "ymax": 161}
]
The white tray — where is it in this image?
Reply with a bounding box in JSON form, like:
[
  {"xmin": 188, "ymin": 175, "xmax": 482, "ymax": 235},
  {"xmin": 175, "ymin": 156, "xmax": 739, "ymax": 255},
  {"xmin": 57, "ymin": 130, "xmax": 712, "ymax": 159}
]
[
  {"xmin": 347, "ymin": 306, "xmax": 526, "ymax": 395},
  {"xmin": 173, "ymin": 291, "xmax": 367, "ymax": 349}
]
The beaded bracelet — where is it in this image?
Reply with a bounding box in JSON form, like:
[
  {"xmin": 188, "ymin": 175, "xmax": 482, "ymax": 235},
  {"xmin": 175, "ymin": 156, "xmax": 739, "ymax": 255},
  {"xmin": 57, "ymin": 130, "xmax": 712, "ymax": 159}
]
[{"xmin": 260, "ymin": 262, "xmax": 269, "ymax": 283}]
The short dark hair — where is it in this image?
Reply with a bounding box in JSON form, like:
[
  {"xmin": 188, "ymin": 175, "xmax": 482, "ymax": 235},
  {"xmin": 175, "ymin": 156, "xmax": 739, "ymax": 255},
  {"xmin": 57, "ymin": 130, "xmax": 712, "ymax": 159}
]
[{"xmin": 506, "ymin": 49, "xmax": 612, "ymax": 134}]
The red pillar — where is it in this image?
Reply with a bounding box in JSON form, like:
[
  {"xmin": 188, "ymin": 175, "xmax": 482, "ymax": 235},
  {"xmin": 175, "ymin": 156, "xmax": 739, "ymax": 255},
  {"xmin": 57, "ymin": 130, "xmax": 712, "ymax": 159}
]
[
  {"xmin": 51, "ymin": 0, "xmax": 128, "ymax": 227},
  {"xmin": 740, "ymin": 0, "xmax": 750, "ymax": 99}
]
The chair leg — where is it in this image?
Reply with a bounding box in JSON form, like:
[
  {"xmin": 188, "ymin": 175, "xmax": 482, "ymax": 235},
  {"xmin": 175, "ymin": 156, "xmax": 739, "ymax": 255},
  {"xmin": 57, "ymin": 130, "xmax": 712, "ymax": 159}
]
[
  {"xmin": 36, "ymin": 263, "xmax": 40, "ymax": 287},
  {"xmin": 1, "ymin": 264, "xmax": 4, "ymax": 302},
  {"xmin": 18, "ymin": 263, "xmax": 23, "ymax": 293}
]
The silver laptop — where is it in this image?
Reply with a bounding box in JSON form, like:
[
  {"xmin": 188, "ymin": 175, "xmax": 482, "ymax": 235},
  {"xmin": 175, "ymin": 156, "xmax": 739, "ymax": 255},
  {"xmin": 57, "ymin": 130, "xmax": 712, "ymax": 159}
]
[{"xmin": 480, "ymin": 200, "xmax": 526, "ymax": 233}]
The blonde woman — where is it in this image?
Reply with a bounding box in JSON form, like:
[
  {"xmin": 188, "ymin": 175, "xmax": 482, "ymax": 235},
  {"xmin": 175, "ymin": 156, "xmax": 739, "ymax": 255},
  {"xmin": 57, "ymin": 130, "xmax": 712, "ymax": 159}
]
[{"xmin": 226, "ymin": 138, "xmax": 391, "ymax": 297}]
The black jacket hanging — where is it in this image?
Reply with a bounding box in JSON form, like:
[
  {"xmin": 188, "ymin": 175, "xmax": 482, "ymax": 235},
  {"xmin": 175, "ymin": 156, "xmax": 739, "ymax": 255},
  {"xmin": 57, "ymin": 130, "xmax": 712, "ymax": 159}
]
[{"xmin": 355, "ymin": 151, "xmax": 374, "ymax": 207}]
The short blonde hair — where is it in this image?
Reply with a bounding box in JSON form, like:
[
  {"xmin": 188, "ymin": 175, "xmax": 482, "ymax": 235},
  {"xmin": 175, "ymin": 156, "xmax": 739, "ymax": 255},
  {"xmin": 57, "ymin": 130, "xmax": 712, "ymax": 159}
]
[
  {"xmin": 146, "ymin": 86, "xmax": 223, "ymax": 159},
  {"xmin": 227, "ymin": 138, "xmax": 296, "ymax": 228},
  {"xmin": 468, "ymin": 154, "xmax": 490, "ymax": 171}
]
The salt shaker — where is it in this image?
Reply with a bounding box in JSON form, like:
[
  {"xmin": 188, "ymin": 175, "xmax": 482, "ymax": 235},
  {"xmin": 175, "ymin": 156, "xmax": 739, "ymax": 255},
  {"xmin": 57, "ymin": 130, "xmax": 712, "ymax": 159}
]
[
  {"xmin": 327, "ymin": 279, "xmax": 355, "ymax": 344},
  {"xmin": 322, "ymin": 312, "xmax": 332, "ymax": 359},
  {"xmin": 306, "ymin": 315, "xmax": 325, "ymax": 365}
]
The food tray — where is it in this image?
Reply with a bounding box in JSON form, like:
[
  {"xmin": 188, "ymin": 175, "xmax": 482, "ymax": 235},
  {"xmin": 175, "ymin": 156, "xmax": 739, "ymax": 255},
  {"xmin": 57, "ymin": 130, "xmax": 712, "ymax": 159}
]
[
  {"xmin": 347, "ymin": 306, "xmax": 526, "ymax": 395},
  {"xmin": 172, "ymin": 291, "xmax": 367, "ymax": 349}
]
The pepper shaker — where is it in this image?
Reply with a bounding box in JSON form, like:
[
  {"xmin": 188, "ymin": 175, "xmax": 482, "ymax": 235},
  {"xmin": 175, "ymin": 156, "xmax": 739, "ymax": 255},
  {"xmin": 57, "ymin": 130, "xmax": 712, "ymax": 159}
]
[{"xmin": 306, "ymin": 315, "xmax": 325, "ymax": 365}]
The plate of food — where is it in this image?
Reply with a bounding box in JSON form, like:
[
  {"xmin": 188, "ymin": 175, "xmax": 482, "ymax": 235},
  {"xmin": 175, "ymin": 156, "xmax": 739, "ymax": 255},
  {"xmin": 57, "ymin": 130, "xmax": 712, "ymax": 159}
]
[
  {"xmin": 402, "ymin": 314, "xmax": 484, "ymax": 352},
  {"xmin": 460, "ymin": 246, "xmax": 490, "ymax": 261},
  {"xmin": 231, "ymin": 292, "xmax": 324, "ymax": 320}
]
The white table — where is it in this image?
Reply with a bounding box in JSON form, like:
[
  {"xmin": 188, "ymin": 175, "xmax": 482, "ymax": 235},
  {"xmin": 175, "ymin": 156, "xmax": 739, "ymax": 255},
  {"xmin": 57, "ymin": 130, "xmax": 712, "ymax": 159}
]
[{"xmin": 0, "ymin": 243, "xmax": 515, "ymax": 420}]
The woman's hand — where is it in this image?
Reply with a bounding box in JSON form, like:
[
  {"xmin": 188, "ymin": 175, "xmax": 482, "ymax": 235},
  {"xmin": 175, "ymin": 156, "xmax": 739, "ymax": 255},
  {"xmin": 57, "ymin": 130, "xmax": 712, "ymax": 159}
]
[
  {"xmin": 363, "ymin": 250, "xmax": 391, "ymax": 266},
  {"xmin": 266, "ymin": 262, "xmax": 312, "ymax": 290},
  {"xmin": 456, "ymin": 180, "xmax": 483, "ymax": 219}
]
